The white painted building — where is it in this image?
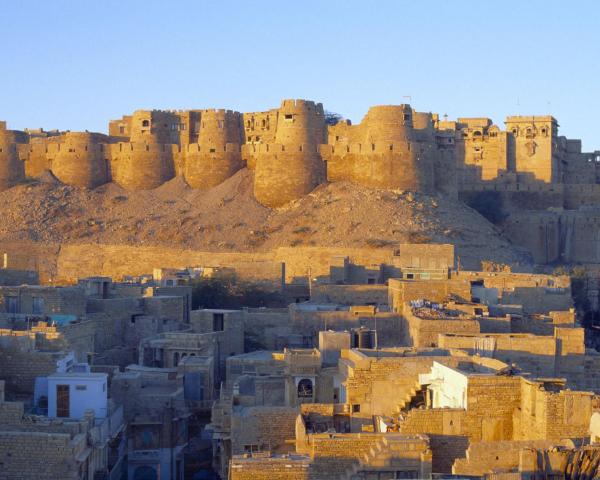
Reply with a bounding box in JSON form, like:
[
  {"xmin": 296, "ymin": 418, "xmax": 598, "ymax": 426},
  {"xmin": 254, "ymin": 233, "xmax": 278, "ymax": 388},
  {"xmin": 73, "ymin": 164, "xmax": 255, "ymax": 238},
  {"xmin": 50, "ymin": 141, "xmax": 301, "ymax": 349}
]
[
  {"xmin": 46, "ymin": 372, "xmax": 108, "ymax": 419},
  {"xmin": 419, "ymin": 361, "xmax": 468, "ymax": 409}
]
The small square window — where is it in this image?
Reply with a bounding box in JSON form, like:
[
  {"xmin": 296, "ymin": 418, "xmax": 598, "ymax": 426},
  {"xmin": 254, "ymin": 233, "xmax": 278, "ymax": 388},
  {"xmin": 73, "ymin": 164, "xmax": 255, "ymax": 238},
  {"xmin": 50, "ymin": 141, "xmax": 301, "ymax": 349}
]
[
  {"xmin": 352, "ymin": 404, "xmax": 360, "ymax": 413},
  {"xmin": 244, "ymin": 444, "xmax": 258, "ymax": 453},
  {"xmin": 213, "ymin": 313, "xmax": 224, "ymax": 332},
  {"xmin": 32, "ymin": 297, "xmax": 44, "ymax": 315}
]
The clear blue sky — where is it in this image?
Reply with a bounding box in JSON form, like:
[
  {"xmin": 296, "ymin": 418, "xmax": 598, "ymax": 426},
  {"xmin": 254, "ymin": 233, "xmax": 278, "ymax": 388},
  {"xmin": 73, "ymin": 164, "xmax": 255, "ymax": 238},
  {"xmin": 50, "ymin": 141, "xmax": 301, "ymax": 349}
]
[{"xmin": 2, "ymin": 0, "xmax": 599, "ymax": 149}]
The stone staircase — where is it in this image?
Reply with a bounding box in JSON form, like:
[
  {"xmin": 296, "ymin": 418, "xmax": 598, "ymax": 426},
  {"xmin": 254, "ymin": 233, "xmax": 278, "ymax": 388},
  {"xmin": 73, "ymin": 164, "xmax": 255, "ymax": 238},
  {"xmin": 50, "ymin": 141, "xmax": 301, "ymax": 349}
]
[
  {"xmin": 338, "ymin": 436, "xmax": 390, "ymax": 480},
  {"xmin": 338, "ymin": 434, "xmax": 429, "ymax": 480},
  {"xmin": 396, "ymin": 380, "xmax": 426, "ymax": 413}
]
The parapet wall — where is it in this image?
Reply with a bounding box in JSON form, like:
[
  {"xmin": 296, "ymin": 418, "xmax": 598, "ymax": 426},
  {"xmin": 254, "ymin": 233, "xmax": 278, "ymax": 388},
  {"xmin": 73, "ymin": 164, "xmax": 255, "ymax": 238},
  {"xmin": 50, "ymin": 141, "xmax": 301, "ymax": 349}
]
[{"xmin": 0, "ymin": 241, "xmax": 450, "ymax": 285}]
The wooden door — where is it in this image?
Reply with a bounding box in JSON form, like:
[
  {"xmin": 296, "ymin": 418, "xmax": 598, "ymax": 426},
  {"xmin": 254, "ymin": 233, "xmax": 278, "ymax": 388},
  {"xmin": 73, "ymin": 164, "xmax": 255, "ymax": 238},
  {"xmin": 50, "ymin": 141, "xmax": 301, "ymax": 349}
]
[{"xmin": 56, "ymin": 384, "xmax": 70, "ymax": 418}]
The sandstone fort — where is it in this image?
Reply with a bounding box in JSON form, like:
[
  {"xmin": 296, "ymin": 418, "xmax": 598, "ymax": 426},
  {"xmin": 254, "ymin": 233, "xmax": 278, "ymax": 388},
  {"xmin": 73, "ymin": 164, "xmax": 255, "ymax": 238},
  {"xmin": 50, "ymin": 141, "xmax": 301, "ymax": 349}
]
[
  {"xmin": 2, "ymin": 98, "xmax": 600, "ymax": 266},
  {"xmin": 3, "ymin": 98, "xmax": 600, "ymax": 480},
  {"xmin": 2, "ymin": 98, "xmax": 598, "ymax": 207}
]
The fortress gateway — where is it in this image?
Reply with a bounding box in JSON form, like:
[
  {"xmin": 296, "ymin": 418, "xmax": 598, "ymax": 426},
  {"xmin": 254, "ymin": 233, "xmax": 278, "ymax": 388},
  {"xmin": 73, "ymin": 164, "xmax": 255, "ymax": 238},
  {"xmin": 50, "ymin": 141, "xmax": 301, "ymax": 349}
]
[{"xmin": 1, "ymin": 99, "xmax": 599, "ymax": 211}]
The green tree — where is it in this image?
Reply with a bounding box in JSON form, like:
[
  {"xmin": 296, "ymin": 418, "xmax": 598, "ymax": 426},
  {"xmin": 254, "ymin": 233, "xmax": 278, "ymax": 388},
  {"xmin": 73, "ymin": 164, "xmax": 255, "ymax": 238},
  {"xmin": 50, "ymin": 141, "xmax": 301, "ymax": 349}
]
[{"xmin": 190, "ymin": 277, "xmax": 286, "ymax": 309}]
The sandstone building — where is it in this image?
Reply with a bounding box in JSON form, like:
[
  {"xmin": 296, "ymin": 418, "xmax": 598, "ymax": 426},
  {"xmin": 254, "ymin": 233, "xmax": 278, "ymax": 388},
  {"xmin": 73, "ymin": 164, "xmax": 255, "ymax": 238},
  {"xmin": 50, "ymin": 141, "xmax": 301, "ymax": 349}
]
[{"xmin": 2, "ymin": 247, "xmax": 600, "ymax": 478}]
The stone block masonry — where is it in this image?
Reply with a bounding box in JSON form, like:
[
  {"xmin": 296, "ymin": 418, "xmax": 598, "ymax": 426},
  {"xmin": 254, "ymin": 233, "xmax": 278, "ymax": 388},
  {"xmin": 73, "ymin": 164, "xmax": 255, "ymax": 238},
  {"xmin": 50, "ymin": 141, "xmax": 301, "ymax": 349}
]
[{"xmin": 2, "ymin": 98, "xmax": 598, "ymax": 217}]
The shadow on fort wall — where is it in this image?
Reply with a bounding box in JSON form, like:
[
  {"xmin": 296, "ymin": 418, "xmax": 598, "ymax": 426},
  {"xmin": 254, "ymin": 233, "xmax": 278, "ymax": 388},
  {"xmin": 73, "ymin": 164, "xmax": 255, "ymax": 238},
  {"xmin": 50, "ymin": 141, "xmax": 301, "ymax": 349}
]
[{"xmin": 457, "ymin": 164, "xmax": 564, "ymax": 225}]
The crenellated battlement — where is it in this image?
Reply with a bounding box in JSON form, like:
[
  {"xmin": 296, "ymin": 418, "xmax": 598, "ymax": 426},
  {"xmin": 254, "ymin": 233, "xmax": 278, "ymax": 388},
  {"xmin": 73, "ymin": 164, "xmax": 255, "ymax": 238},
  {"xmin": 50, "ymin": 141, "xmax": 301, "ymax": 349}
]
[
  {"xmin": 279, "ymin": 99, "xmax": 324, "ymax": 113},
  {"xmin": 322, "ymin": 105, "xmax": 435, "ymax": 192},
  {"xmin": 323, "ymin": 141, "xmax": 419, "ymax": 155},
  {"xmin": 242, "ymin": 143, "xmax": 321, "ymax": 155},
  {"xmin": 112, "ymin": 141, "xmax": 178, "ymax": 153},
  {"xmin": 186, "ymin": 143, "xmax": 242, "ymax": 153},
  {"xmin": 199, "ymin": 108, "xmax": 239, "ymax": 116}
]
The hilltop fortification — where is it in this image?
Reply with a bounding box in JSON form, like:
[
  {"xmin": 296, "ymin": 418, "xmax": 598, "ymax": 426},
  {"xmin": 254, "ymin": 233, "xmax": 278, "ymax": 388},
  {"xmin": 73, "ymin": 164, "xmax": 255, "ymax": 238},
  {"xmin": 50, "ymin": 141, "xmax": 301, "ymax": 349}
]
[{"xmin": 1, "ymin": 98, "xmax": 599, "ymax": 215}]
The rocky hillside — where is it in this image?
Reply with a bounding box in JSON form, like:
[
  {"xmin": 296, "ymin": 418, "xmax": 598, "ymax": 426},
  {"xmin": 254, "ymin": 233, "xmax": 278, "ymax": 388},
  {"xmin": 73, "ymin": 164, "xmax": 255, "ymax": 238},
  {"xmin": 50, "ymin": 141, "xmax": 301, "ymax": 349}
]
[{"xmin": 0, "ymin": 169, "xmax": 531, "ymax": 270}]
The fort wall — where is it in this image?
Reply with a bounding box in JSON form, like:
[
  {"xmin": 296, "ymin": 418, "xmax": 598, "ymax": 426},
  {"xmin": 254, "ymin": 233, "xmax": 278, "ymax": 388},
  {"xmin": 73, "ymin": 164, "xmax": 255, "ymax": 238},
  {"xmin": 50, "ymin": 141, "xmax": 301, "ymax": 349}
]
[
  {"xmin": 324, "ymin": 105, "xmax": 435, "ymax": 193},
  {"xmin": 0, "ymin": 241, "xmax": 452, "ymax": 286},
  {"xmin": 22, "ymin": 139, "xmax": 53, "ymax": 178},
  {"xmin": 109, "ymin": 141, "xmax": 176, "ymax": 190},
  {"xmin": 0, "ymin": 128, "xmax": 25, "ymax": 191},
  {"xmin": 254, "ymin": 100, "xmax": 328, "ymax": 207},
  {"xmin": 503, "ymin": 210, "xmax": 600, "ymax": 264},
  {"xmin": 254, "ymin": 145, "xmax": 326, "ymax": 207},
  {"xmin": 184, "ymin": 109, "xmax": 244, "ymax": 189},
  {"xmin": 50, "ymin": 132, "xmax": 109, "ymax": 188},
  {"xmin": 1, "ymin": 99, "xmax": 600, "ymax": 221}
]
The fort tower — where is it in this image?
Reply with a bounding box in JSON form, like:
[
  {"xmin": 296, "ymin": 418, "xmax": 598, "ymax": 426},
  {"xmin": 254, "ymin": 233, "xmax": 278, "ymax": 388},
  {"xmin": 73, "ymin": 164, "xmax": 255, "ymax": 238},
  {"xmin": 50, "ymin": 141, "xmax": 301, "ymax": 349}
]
[
  {"xmin": 111, "ymin": 110, "xmax": 176, "ymax": 190},
  {"xmin": 253, "ymin": 99, "xmax": 327, "ymax": 208},
  {"xmin": 0, "ymin": 123, "xmax": 25, "ymax": 191},
  {"xmin": 324, "ymin": 105, "xmax": 434, "ymax": 192},
  {"xmin": 184, "ymin": 109, "xmax": 244, "ymax": 189},
  {"xmin": 51, "ymin": 132, "xmax": 109, "ymax": 188}
]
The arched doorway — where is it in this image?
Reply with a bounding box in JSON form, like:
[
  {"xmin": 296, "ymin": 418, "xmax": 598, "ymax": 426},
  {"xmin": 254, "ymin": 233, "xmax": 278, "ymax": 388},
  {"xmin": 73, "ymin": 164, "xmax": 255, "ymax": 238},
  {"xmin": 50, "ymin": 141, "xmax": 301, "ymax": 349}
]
[
  {"xmin": 133, "ymin": 465, "xmax": 158, "ymax": 480},
  {"xmin": 297, "ymin": 378, "xmax": 314, "ymax": 399}
]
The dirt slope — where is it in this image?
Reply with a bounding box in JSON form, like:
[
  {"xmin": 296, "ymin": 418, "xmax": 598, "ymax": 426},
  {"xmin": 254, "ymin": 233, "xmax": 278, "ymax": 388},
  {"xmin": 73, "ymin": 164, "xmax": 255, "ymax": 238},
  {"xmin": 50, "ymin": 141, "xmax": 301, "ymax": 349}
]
[{"xmin": 0, "ymin": 169, "xmax": 531, "ymax": 270}]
